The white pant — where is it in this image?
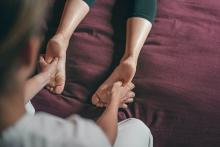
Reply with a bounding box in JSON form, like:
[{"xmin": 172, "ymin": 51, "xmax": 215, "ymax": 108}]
[{"xmin": 115, "ymin": 118, "xmax": 153, "ymax": 147}]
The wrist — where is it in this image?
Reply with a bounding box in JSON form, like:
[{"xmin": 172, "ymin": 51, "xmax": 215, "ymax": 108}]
[
  {"xmin": 55, "ymin": 32, "xmax": 68, "ymax": 41},
  {"xmin": 39, "ymin": 71, "xmax": 51, "ymax": 84},
  {"xmin": 50, "ymin": 33, "xmax": 69, "ymax": 52}
]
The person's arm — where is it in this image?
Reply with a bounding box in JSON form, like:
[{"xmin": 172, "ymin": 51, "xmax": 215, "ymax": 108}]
[
  {"xmin": 24, "ymin": 73, "xmax": 50, "ymax": 103},
  {"xmin": 96, "ymin": 101, "xmax": 118, "ymax": 144},
  {"xmin": 121, "ymin": 0, "xmax": 157, "ymax": 66},
  {"xmin": 96, "ymin": 82, "xmax": 135, "ymax": 145},
  {"xmin": 24, "ymin": 57, "xmax": 58, "ymax": 103}
]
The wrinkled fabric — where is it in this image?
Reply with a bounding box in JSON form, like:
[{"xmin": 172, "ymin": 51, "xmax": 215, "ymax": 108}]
[{"xmin": 0, "ymin": 113, "xmax": 110, "ymax": 147}]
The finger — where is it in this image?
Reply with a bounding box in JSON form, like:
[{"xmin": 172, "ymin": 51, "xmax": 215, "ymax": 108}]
[
  {"xmin": 45, "ymin": 53, "xmax": 53, "ymax": 64},
  {"xmin": 46, "ymin": 86, "xmax": 50, "ymax": 90},
  {"xmin": 130, "ymin": 83, "xmax": 135, "ymax": 89},
  {"xmin": 126, "ymin": 91, "xmax": 135, "ymax": 98},
  {"xmin": 54, "ymin": 74, "xmax": 65, "ymax": 94},
  {"xmin": 54, "ymin": 85, "xmax": 64, "ymax": 94},
  {"xmin": 92, "ymin": 94, "xmax": 100, "ymax": 105},
  {"xmin": 39, "ymin": 56, "xmax": 47, "ymax": 66},
  {"xmin": 98, "ymin": 100, "xmax": 108, "ymax": 107},
  {"xmin": 99, "ymin": 103, "xmax": 105, "ymax": 108},
  {"xmin": 122, "ymin": 83, "xmax": 134, "ymax": 94},
  {"xmin": 96, "ymin": 98, "xmax": 107, "ymax": 107},
  {"xmin": 96, "ymin": 102, "xmax": 103, "ymax": 108},
  {"xmin": 51, "ymin": 57, "xmax": 59, "ymax": 65},
  {"xmin": 50, "ymin": 87, "xmax": 53, "ymax": 93},
  {"xmin": 126, "ymin": 82, "xmax": 135, "ymax": 90},
  {"xmin": 46, "ymin": 86, "xmax": 54, "ymax": 93},
  {"xmin": 48, "ymin": 81, "xmax": 56, "ymax": 88},
  {"xmin": 120, "ymin": 103, "xmax": 128, "ymax": 109},
  {"xmin": 124, "ymin": 98, "xmax": 134, "ymax": 103},
  {"xmin": 103, "ymin": 103, "xmax": 108, "ymax": 107},
  {"xmin": 96, "ymin": 103, "xmax": 101, "ymax": 107},
  {"xmin": 113, "ymin": 81, "xmax": 123, "ymax": 87}
]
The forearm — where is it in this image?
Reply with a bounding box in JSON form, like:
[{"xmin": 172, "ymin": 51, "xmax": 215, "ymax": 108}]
[
  {"xmin": 123, "ymin": 17, "xmax": 152, "ymax": 63},
  {"xmin": 96, "ymin": 102, "xmax": 118, "ymax": 145},
  {"xmin": 55, "ymin": 0, "xmax": 90, "ymax": 46},
  {"xmin": 24, "ymin": 72, "xmax": 49, "ymax": 103}
]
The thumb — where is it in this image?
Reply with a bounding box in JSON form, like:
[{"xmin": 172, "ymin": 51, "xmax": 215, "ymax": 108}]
[
  {"xmin": 45, "ymin": 52, "xmax": 53, "ymax": 63},
  {"xmin": 114, "ymin": 81, "xmax": 123, "ymax": 86},
  {"xmin": 39, "ymin": 56, "xmax": 47, "ymax": 66},
  {"xmin": 50, "ymin": 57, "xmax": 58, "ymax": 65}
]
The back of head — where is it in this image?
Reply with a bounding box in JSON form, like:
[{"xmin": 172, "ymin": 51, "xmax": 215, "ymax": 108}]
[{"xmin": 0, "ymin": 0, "xmax": 49, "ymax": 94}]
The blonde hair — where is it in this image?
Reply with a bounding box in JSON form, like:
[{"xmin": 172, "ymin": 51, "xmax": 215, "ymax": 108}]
[
  {"xmin": 0, "ymin": 0, "xmax": 49, "ymax": 54},
  {"xmin": 0, "ymin": 0, "xmax": 50, "ymax": 93}
]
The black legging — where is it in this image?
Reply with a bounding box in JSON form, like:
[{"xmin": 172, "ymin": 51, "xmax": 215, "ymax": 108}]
[{"xmin": 83, "ymin": 0, "xmax": 157, "ymax": 23}]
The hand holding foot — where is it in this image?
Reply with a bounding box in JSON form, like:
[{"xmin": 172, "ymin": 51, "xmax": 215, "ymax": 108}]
[
  {"xmin": 39, "ymin": 56, "xmax": 58, "ymax": 88},
  {"xmin": 103, "ymin": 81, "xmax": 135, "ymax": 108},
  {"xmin": 92, "ymin": 57, "xmax": 137, "ymax": 108},
  {"xmin": 45, "ymin": 34, "xmax": 68, "ymax": 94}
]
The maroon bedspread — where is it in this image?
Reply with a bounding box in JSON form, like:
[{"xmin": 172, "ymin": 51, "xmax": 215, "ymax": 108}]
[{"xmin": 32, "ymin": 0, "xmax": 220, "ymax": 146}]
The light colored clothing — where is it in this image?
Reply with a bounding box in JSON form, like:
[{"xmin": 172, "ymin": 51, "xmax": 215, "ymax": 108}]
[
  {"xmin": 25, "ymin": 101, "xmax": 35, "ymax": 115},
  {"xmin": 0, "ymin": 113, "xmax": 110, "ymax": 147},
  {"xmin": 115, "ymin": 118, "xmax": 153, "ymax": 147},
  {"xmin": 0, "ymin": 113, "xmax": 153, "ymax": 147}
]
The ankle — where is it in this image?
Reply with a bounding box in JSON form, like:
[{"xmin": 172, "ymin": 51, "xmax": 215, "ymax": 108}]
[
  {"xmin": 120, "ymin": 55, "xmax": 137, "ymax": 67},
  {"xmin": 51, "ymin": 34, "xmax": 69, "ymax": 50},
  {"xmin": 48, "ymin": 37, "xmax": 67, "ymax": 56}
]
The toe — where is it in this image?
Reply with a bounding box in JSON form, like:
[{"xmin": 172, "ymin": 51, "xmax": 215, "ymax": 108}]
[
  {"xmin": 96, "ymin": 102, "xmax": 102, "ymax": 107},
  {"xmin": 92, "ymin": 95, "xmax": 100, "ymax": 105},
  {"xmin": 54, "ymin": 85, "xmax": 64, "ymax": 94}
]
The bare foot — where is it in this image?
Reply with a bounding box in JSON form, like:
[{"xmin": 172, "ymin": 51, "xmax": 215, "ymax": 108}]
[
  {"xmin": 92, "ymin": 57, "xmax": 137, "ymax": 108},
  {"xmin": 45, "ymin": 34, "xmax": 68, "ymax": 94}
]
